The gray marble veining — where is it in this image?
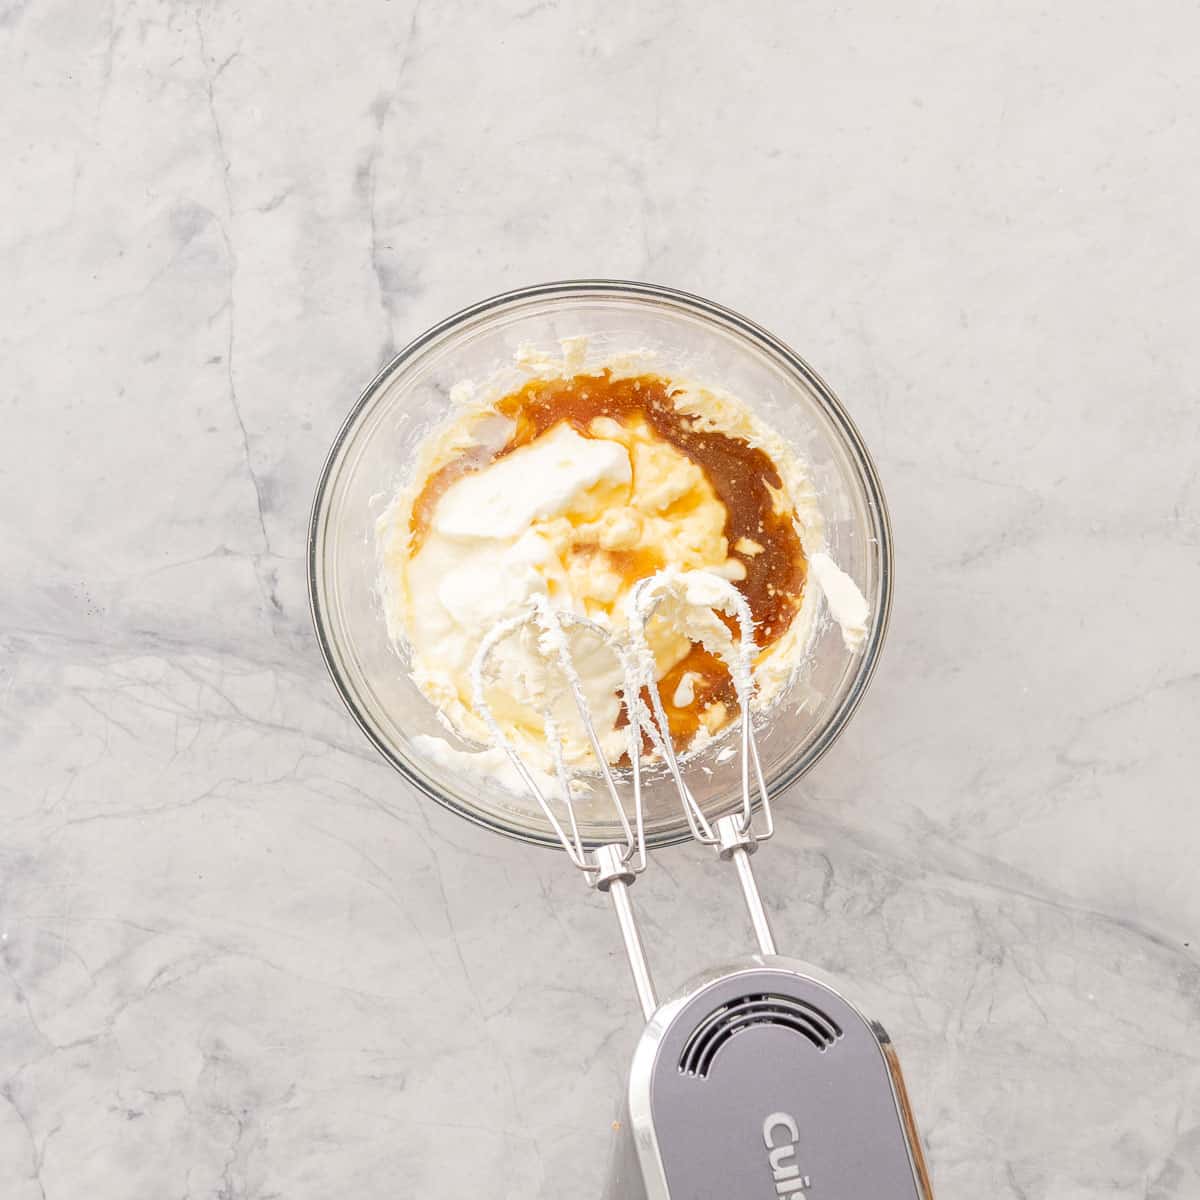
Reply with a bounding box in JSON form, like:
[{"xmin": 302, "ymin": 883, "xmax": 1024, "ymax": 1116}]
[{"xmin": 3, "ymin": 1, "xmax": 1199, "ymax": 1196}]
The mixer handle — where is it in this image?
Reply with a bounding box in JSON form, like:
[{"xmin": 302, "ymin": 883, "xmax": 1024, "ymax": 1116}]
[
  {"xmin": 713, "ymin": 813, "xmax": 778, "ymax": 956},
  {"xmin": 592, "ymin": 844, "xmax": 657, "ymax": 1020}
]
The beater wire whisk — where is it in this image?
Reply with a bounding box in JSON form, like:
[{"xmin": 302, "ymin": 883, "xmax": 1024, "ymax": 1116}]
[
  {"xmin": 625, "ymin": 571, "xmax": 779, "ymax": 956},
  {"xmin": 470, "ymin": 569, "xmax": 785, "ymax": 1015},
  {"xmin": 471, "ymin": 594, "xmax": 656, "ymax": 1016}
]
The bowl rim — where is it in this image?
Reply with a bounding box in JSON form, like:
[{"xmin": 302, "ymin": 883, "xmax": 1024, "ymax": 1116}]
[{"xmin": 307, "ymin": 278, "xmax": 893, "ymax": 849}]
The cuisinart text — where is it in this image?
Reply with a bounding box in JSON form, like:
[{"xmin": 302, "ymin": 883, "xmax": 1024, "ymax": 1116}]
[{"xmin": 762, "ymin": 1112, "xmax": 812, "ymax": 1196}]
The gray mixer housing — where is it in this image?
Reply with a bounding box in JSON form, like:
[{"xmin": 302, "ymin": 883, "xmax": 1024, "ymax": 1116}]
[{"xmin": 605, "ymin": 955, "xmax": 933, "ymax": 1199}]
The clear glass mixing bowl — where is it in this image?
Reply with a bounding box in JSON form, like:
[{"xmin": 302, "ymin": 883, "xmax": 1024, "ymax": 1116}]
[{"xmin": 308, "ymin": 280, "xmax": 892, "ymax": 849}]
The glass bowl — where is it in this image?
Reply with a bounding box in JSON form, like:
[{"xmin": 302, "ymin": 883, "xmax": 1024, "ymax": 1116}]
[{"xmin": 308, "ymin": 280, "xmax": 892, "ymax": 849}]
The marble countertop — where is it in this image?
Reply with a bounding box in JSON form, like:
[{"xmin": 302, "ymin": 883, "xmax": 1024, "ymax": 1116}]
[{"xmin": 4, "ymin": 2, "xmax": 1199, "ymax": 1196}]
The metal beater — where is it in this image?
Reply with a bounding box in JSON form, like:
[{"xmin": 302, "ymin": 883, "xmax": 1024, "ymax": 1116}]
[{"xmin": 472, "ymin": 571, "xmax": 933, "ymax": 1199}]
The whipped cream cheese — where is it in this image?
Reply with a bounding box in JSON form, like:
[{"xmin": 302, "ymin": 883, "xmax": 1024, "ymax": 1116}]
[
  {"xmin": 379, "ymin": 339, "xmax": 871, "ymax": 785},
  {"xmin": 434, "ymin": 423, "xmax": 629, "ymax": 540},
  {"xmin": 808, "ymin": 552, "xmax": 871, "ymax": 652}
]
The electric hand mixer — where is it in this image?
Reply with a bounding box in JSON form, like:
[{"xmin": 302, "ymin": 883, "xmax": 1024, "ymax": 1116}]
[{"xmin": 470, "ymin": 571, "xmax": 933, "ymax": 1200}]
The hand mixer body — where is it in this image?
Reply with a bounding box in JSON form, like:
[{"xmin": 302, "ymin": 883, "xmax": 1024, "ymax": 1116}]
[{"xmin": 608, "ymin": 956, "xmax": 933, "ymax": 1200}]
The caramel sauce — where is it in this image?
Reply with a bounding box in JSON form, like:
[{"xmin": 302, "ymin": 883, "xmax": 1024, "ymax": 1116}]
[
  {"xmin": 606, "ymin": 545, "xmax": 666, "ymax": 583},
  {"xmin": 654, "ymin": 644, "xmax": 739, "ymax": 745},
  {"xmin": 408, "ymin": 371, "xmax": 808, "ymax": 745}
]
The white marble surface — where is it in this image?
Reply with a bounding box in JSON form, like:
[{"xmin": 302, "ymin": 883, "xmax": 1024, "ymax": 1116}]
[{"xmin": 3, "ymin": 1, "xmax": 1199, "ymax": 1196}]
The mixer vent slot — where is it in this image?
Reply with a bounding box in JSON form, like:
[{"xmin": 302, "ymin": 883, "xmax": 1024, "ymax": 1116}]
[{"xmin": 679, "ymin": 993, "xmax": 842, "ymax": 1079}]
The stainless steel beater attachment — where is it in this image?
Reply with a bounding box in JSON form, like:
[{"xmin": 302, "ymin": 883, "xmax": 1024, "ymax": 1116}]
[
  {"xmin": 470, "ymin": 594, "xmax": 657, "ymax": 1018},
  {"xmin": 470, "ymin": 569, "xmax": 784, "ymax": 1017},
  {"xmin": 625, "ymin": 571, "xmax": 779, "ymax": 955}
]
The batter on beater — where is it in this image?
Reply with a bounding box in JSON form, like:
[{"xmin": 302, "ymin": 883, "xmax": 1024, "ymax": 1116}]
[{"xmin": 379, "ymin": 339, "xmax": 868, "ymax": 779}]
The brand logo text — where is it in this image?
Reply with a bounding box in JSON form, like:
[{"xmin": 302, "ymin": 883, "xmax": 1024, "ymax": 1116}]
[{"xmin": 762, "ymin": 1112, "xmax": 811, "ymax": 1197}]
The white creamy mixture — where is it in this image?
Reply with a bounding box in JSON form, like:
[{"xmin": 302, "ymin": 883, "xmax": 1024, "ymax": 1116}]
[{"xmin": 379, "ymin": 340, "xmax": 870, "ymax": 785}]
